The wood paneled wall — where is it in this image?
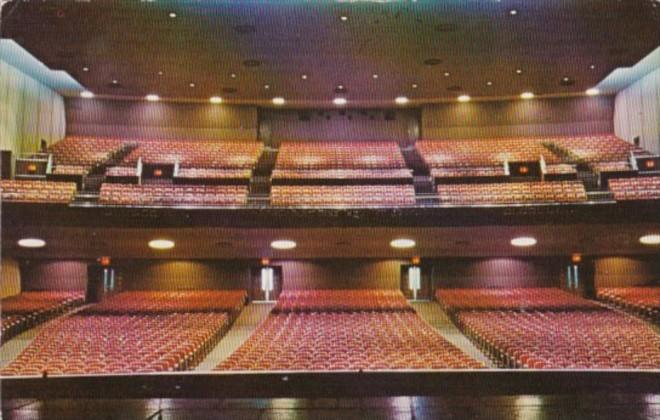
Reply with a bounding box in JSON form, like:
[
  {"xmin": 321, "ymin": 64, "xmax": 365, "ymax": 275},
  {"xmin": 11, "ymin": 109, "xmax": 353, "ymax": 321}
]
[
  {"xmin": 279, "ymin": 259, "xmax": 407, "ymax": 290},
  {"xmin": 20, "ymin": 260, "xmax": 88, "ymax": 291},
  {"xmin": 1, "ymin": 257, "xmax": 22, "ymax": 298},
  {"xmin": 614, "ymin": 68, "xmax": 660, "ymax": 154},
  {"xmin": 66, "ymin": 98, "xmax": 258, "ymax": 141},
  {"xmin": 118, "ymin": 260, "xmax": 249, "ymax": 290},
  {"xmin": 594, "ymin": 257, "xmax": 659, "ymax": 288},
  {"xmin": 0, "ymin": 60, "xmax": 66, "ymax": 173},
  {"xmin": 421, "ymin": 96, "xmax": 614, "ymax": 140}
]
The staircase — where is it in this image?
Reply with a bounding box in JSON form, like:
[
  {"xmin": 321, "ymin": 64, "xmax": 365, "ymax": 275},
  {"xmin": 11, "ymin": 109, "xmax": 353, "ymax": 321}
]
[{"xmin": 248, "ymin": 147, "xmax": 278, "ymax": 204}]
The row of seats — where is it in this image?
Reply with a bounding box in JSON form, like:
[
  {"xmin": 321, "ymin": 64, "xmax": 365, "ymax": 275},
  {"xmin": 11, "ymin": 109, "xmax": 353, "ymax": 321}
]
[
  {"xmin": 608, "ymin": 176, "xmax": 660, "ymax": 201},
  {"xmin": 597, "ymin": 287, "xmax": 659, "ymax": 321},
  {"xmin": 273, "ymin": 289, "xmax": 414, "ymax": 313},
  {"xmin": 1, "ymin": 291, "xmax": 85, "ymax": 342},
  {"xmin": 0, "ymin": 180, "xmax": 77, "ymax": 204},
  {"xmin": 99, "ymin": 183, "xmax": 249, "ymax": 206},
  {"xmin": 270, "ymin": 185, "xmax": 417, "ymax": 207},
  {"xmin": 271, "ymin": 169, "xmax": 414, "ymax": 182},
  {"xmin": 175, "ymin": 168, "xmax": 252, "ymax": 181},
  {"xmin": 122, "ymin": 140, "xmax": 263, "ymax": 168},
  {"xmin": 437, "ymin": 181, "xmax": 587, "ymax": 205},
  {"xmin": 217, "ymin": 289, "xmax": 483, "ymax": 371},
  {"xmin": 48, "ymin": 137, "xmax": 127, "ymax": 168},
  {"xmin": 275, "ymin": 141, "xmax": 407, "ymax": 169},
  {"xmin": 544, "ymin": 135, "xmax": 643, "ymax": 164},
  {"xmin": 82, "ymin": 290, "xmax": 247, "ymax": 314},
  {"xmin": 1, "ymin": 313, "xmax": 230, "ymax": 376},
  {"xmin": 435, "ymin": 288, "xmax": 602, "ymax": 312},
  {"xmin": 456, "ymin": 310, "xmax": 660, "ymax": 369}
]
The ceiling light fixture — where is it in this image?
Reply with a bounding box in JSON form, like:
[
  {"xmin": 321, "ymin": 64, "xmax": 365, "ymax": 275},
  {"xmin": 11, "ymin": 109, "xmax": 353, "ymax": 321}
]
[
  {"xmin": 457, "ymin": 94, "xmax": 471, "ymax": 102},
  {"xmin": 169, "ymin": 12, "xmax": 177, "ymax": 18},
  {"xmin": 516, "ymin": 69, "xmax": 523, "ymax": 75},
  {"xmin": 149, "ymin": 239, "xmax": 175, "ymax": 250},
  {"xmin": 301, "ymin": 74, "xmax": 308, "ymax": 80},
  {"xmin": 372, "ymin": 74, "xmax": 379, "ymax": 79},
  {"xmin": 395, "ymin": 96, "xmax": 409, "ymax": 105},
  {"xmin": 264, "ymin": 84, "xmax": 270, "ymax": 90},
  {"xmin": 487, "ymin": 81, "xmax": 493, "ymax": 86},
  {"xmin": 509, "ymin": 9, "xmax": 518, "ymax": 15},
  {"xmin": 230, "ymin": 73, "xmax": 237, "ymax": 79},
  {"xmin": 17, "ymin": 238, "xmax": 46, "ymax": 248},
  {"xmin": 520, "ymin": 92, "xmax": 534, "ymax": 99},
  {"xmin": 411, "ymin": 83, "xmax": 418, "ymax": 89},
  {"xmin": 333, "ymin": 97, "xmax": 347, "ymax": 106},
  {"xmin": 390, "ymin": 238, "xmax": 416, "ymax": 249},
  {"xmin": 589, "ymin": 64, "xmax": 596, "ymax": 70},
  {"xmin": 112, "ymin": 79, "xmax": 119, "ymax": 84},
  {"xmin": 340, "ymin": 15, "xmax": 348, "ymax": 22},
  {"xmin": 511, "ymin": 236, "xmax": 537, "ymax": 247},
  {"xmin": 189, "ymin": 83, "xmax": 195, "ymax": 88},
  {"xmin": 80, "ymin": 90, "xmax": 94, "ymax": 99},
  {"xmin": 444, "ymin": 72, "xmax": 450, "ymax": 77},
  {"xmin": 271, "ymin": 240, "xmax": 297, "ymax": 250},
  {"xmin": 272, "ymin": 97, "xmax": 285, "ymax": 105},
  {"xmin": 585, "ymin": 88, "xmax": 600, "ymax": 96},
  {"xmin": 209, "ymin": 96, "xmax": 223, "ymax": 104},
  {"xmin": 145, "ymin": 94, "xmax": 160, "ymax": 102},
  {"xmin": 82, "ymin": 67, "xmax": 89, "ymax": 72},
  {"xmin": 639, "ymin": 234, "xmax": 660, "ymax": 245}
]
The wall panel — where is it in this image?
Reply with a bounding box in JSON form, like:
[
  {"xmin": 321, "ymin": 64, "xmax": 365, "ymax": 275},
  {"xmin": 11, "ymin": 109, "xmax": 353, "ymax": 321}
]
[
  {"xmin": 1, "ymin": 257, "xmax": 22, "ymax": 298},
  {"xmin": 20, "ymin": 260, "xmax": 88, "ymax": 291},
  {"xmin": 614, "ymin": 68, "xmax": 660, "ymax": 154},
  {"xmin": 279, "ymin": 259, "xmax": 406, "ymax": 290},
  {"xmin": 594, "ymin": 256, "xmax": 659, "ymax": 288}
]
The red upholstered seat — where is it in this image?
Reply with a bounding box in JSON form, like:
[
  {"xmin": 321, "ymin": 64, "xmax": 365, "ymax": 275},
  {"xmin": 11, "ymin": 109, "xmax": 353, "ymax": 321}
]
[
  {"xmin": 1, "ymin": 180, "xmax": 77, "ymax": 203},
  {"xmin": 271, "ymin": 184, "xmax": 416, "ymax": 207},
  {"xmin": 436, "ymin": 181, "xmax": 587, "ymax": 205},
  {"xmin": 98, "ymin": 183, "xmax": 248, "ymax": 206},
  {"xmin": 122, "ymin": 140, "xmax": 262, "ymax": 168},
  {"xmin": 597, "ymin": 287, "xmax": 660, "ymax": 320},
  {"xmin": 608, "ymin": 176, "xmax": 660, "ymax": 201},
  {"xmin": 276, "ymin": 141, "xmax": 407, "ymax": 170}
]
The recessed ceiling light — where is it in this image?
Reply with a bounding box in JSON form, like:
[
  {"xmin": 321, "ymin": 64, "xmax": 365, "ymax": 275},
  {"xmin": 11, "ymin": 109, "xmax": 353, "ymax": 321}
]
[
  {"xmin": 271, "ymin": 240, "xmax": 297, "ymax": 250},
  {"xmin": 189, "ymin": 82, "xmax": 195, "ymax": 88},
  {"xmin": 272, "ymin": 97, "xmax": 285, "ymax": 105},
  {"xmin": 372, "ymin": 74, "xmax": 379, "ymax": 79},
  {"xmin": 149, "ymin": 239, "xmax": 175, "ymax": 250},
  {"xmin": 333, "ymin": 97, "xmax": 347, "ymax": 106},
  {"xmin": 230, "ymin": 73, "xmax": 237, "ymax": 79},
  {"xmin": 639, "ymin": 234, "xmax": 660, "ymax": 245},
  {"xmin": 511, "ymin": 236, "xmax": 537, "ymax": 247},
  {"xmin": 168, "ymin": 12, "xmax": 176, "ymax": 18},
  {"xmin": 82, "ymin": 67, "xmax": 89, "ymax": 72},
  {"xmin": 112, "ymin": 79, "xmax": 119, "ymax": 84},
  {"xmin": 444, "ymin": 72, "xmax": 450, "ymax": 77},
  {"xmin": 390, "ymin": 238, "xmax": 416, "ymax": 249},
  {"xmin": 486, "ymin": 81, "xmax": 493, "ymax": 86},
  {"xmin": 301, "ymin": 74, "xmax": 308, "ymax": 80},
  {"xmin": 17, "ymin": 238, "xmax": 46, "ymax": 248},
  {"xmin": 562, "ymin": 77, "xmax": 570, "ymax": 82},
  {"xmin": 145, "ymin": 94, "xmax": 160, "ymax": 102},
  {"xmin": 80, "ymin": 90, "xmax": 94, "ymax": 99},
  {"xmin": 158, "ymin": 71, "xmax": 163, "ymax": 76},
  {"xmin": 509, "ymin": 9, "xmax": 518, "ymax": 15},
  {"xmin": 457, "ymin": 94, "xmax": 471, "ymax": 102},
  {"xmin": 209, "ymin": 96, "xmax": 223, "ymax": 104},
  {"xmin": 340, "ymin": 15, "xmax": 348, "ymax": 22},
  {"xmin": 264, "ymin": 84, "xmax": 270, "ymax": 90},
  {"xmin": 589, "ymin": 64, "xmax": 596, "ymax": 70},
  {"xmin": 516, "ymin": 69, "xmax": 523, "ymax": 75},
  {"xmin": 395, "ymin": 96, "xmax": 409, "ymax": 105},
  {"xmin": 337, "ymin": 85, "xmax": 344, "ymax": 90},
  {"xmin": 411, "ymin": 83, "xmax": 418, "ymax": 89},
  {"xmin": 520, "ymin": 92, "xmax": 534, "ymax": 99},
  {"xmin": 585, "ymin": 88, "xmax": 600, "ymax": 96}
]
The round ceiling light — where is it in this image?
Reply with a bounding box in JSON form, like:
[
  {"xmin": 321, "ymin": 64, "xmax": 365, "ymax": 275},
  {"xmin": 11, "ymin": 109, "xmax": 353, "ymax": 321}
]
[
  {"xmin": 585, "ymin": 88, "xmax": 600, "ymax": 96},
  {"xmin": 520, "ymin": 92, "xmax": 534, "ymax": 99},
  {"xmin": 395, "ymin": 96, "xmax": 409, "ymax": 105},
  {"xmin": 80, "ymin": 90, "xmax": 94, "ymax": 98},
  {"xmin": 639, "ymin": 234, "xmax": 660, "ymax": 245},
  {"xmin": 145, "ymin": 94, "xmax": 160, "ymax": 102},
  {"xmin": 271, "ymin": 240, "xmax": 297, "ymax": 250},
  {"xmin": 149, "ymin": 239, "xmax": 175, "ymax": 250},
  {"xmin": 17, "ymin": 238, "xmax": 46, "ymax": 248},
  {"xmin": 390, "ymin": 238, "xmax": 416, "ymax": 249},
  {"xmin": 333, "ymin": 97, "xmax": 347, "ymax": 106},
  {"xmin": 209, "ymin": 96, "xmax": 223, "ymax": 104},
  {"xmin": 457, "ymin": 95, "xmax": 471, "ymax": 102},
  {"xmin": 511, "ymin": 236, "xmax": 537, "ymax": 247},
  {"xmin": 272, "ymin": 97, "xmax": 286, "ymax": 105}
]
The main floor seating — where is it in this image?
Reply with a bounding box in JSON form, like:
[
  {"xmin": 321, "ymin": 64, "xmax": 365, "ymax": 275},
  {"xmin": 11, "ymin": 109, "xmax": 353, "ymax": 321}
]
[
  {"xmin": 216, "ymin": 289, "xmax": 484, "ymax": 371},
  {"xmin": 121, "ymin": 140, "xmax": 263, "ymax": 168},
  {"xmin": 597, "ymin": 287, "xmax": 659, "ymax": 321},
  {"xmin": 0, "ymin": 180, "xmax": 77, "ymax": 203},
  {"xmin": 608, "ymin": 176, "xmax": 660, "ymax": 201},
  {"xmin": 99, "ymin": 183, "xmax": 248, "ymax": 206},
  {"xmin": 436, "ymin": 288, "xmax": 660, "ymax": 369},
  {"xmin": 436, "ymin": 181, "xmax": 587, "ymax": 205},
  {"xmin": 276, "ymin": 141, "xmax": 407, "ymax": 170},
  {"xmin": 1, "ymin": 290, "xmax": 246, "ymax": 376},
  {"xmin": 1, "ymin": 291, "xmax": 85, "ymax": 342},
  {"xmin": 173, "ymin": 168, "xmax": 252, "ymax": 184},
  {"xmin": 271, "ymin": 184, "xmax": 416, "ymax": 207},
  {"xmin": 271, "ymin": 168, "xmax": 413, "ymax": 184}
]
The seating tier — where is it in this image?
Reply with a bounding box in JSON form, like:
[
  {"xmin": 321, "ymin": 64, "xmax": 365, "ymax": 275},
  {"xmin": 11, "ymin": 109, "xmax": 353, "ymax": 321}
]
[
  {"xmin": 437, "ymin": 181, "xmax": 587, "ymax": 205},
  {"xmin": 82, "ymin": 290, "xmax": 247, "ymax": 314},
  {"xmin": 48, "ymin": 137, "xmax": 127, "ymax": 168},
  {"xmin": 435, "ymin": 288, "xmax": 602, "ymax": 312},
  {"xmin": 597, "ymin": 287, "xmax": 659, "ymax": 321},
  {"xmin": 276, "ymin": 141, "xmax": 407, "ymax": 170},
  {"xmin": 273, "ymin": 289, "xmax": 413, "ymax": 313},
  {"xmin": 608, "ymin": 176, "xmax": 660, "ymax": 201},
  {"xmin": 99, "ymin": 183, "xmax": 248, "ymax": 206},
  {"xmin": 0, "ymin": 180, "xmax": 77, "ymax": 204},
  {"xmin": 122, "ymin": 140, "xmax": 262, "ymax": 168},
  {"xmin": 271, "ymin": 185, "xmax": 416, "ymax": 208}
]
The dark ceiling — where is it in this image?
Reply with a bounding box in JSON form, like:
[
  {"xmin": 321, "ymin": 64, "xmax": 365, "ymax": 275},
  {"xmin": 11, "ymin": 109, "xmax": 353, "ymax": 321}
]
[{"xmin": 1, "ymin": 0, "xmax": 659, "ymax": 106}]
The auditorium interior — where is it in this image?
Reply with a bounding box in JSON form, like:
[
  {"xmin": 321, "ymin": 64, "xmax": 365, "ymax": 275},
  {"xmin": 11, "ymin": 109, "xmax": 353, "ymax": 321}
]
[{"xmin": 0, "ymin": 1, "xmax": 659, "ymax": 419}]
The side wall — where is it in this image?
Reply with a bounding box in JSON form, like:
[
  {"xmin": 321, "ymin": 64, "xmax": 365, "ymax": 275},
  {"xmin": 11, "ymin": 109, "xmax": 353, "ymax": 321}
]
[
  {"xmin": 20, "ymin": 260, "xmax": 88, "ymax": 291},
  {"xmin": 1, "ymin": 257, "xmax": 22, "ymax": 298},
  {"xmin": 65, "ymin": 98, "xmax": 258, "ymax": 141},
  {"xmin": 279, "ymin": 259, "xmax": 407, "ymax": 290},
  {"xmin": 594, "ymin": 256, "xmax": 659, "ymax": 288},
  {"xmin": 421, "ymin": 96, "xmax": 614, "ymax": 140},
  {"xmin": 118, "ymin": 260, "xmax": 249, "ymax": 290},
  {"xmin": 614, "ymin": 68, "xmax": 660, "ymax": 154},
  {"xmin": 0, "ymin": 60, "xmax": 66, "ymax": 170}
]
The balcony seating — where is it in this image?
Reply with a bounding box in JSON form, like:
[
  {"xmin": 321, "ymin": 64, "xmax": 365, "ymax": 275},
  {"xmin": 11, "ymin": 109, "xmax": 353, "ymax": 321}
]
[
  {"xmin": 608, "ymin": 176, "xmax": 660, "ymax": 201},
  {"xmin": 435, "ymin": 288, "xmax": 602, "ymax": 313},
  {"xmin": 431, "ymin": 166, "xmax": 506, "ymax": 181},
  {"xmin": 273, "ymin": 289, "xmax": 414, "ymax": 313},
  {"xmin": 455, "ymin": 310, "xmax": 660, "ymax": 369},
  {"xmin": 82, "ymin": 290, "xmax": 247, "ymax": 315},
  {"xmin": 122, "ymin": 140, "xmax": 263, "ymax": 168},
  {"xmin": 597, "ymin": 287, "xmax": 660, "ymax": 322},
  {"xmin": 271, "ymin": 169, "xmax": 414, "ymax": 185},
  {"xmin": 0, "ymin": 180, "xmax": 77, "ymax": 204},
  {"xmin": 590, "ymin": 161, "xmax": 635, "ymax": 174},
  {"xmin": 1, "ymin": 291, "xmax": 85, "ymax": 342},
  {"xmin": 48, "ymin": 137, "xmax": 127, "ymax": 168},
  {"xmin": 417, "ymin": 138, "xmax": 562, "ymax": 168},
  {"xmin": 99, "ymin": 183, "xmax": 248, "ymax": 206},
  {"xmin": 543, "ymin": 135, "xmax": 642, "ymax": 164},
  {"xmin": 436, "ymin": 181, "xmax": 587, "ymax": 205},
  {"xmin": 271, "ymin": 185, "xmax": 416, "ymax": 208},
  {"xmin": 216, "ymin": 289, "xmax": 483, "ymax": 371},
  {"xmin": 174, "ymin": 168, "xmax": 252, "ymax": 184},
  {"xmin": 106, "ymin": 166, "xmax": 138, "ymax": 177},
  {"xmin": 1, "ymin": 290, "xmax": 246, "ymax": 376},
  {"xmin": 276, "ymin": 141, "xmax": 407, "ymax": 170},
  {"xmin": 50, "ymin": 165, "xmax": 90, "ymax": 176},
  {"xmin": 544, "ymin": 164, "xmax": 578, "ymax": 176}
]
